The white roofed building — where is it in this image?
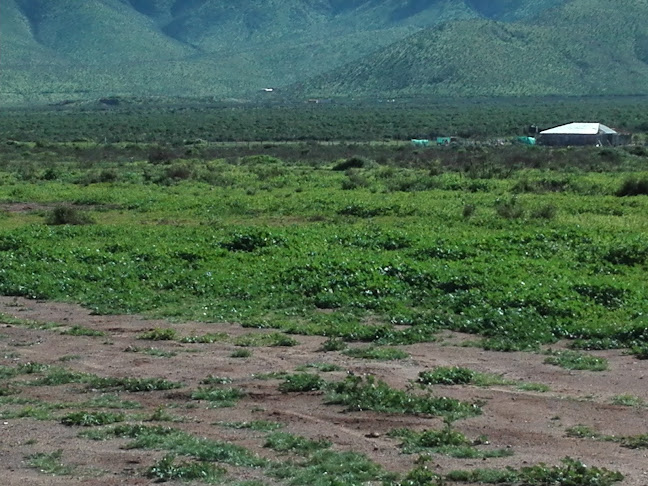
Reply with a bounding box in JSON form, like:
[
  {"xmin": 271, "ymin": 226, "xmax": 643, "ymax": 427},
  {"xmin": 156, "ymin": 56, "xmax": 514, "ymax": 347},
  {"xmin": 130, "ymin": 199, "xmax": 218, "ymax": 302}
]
[{"xmin": 537, "ymin": 122, "xmax": 620, "ymax": 146}]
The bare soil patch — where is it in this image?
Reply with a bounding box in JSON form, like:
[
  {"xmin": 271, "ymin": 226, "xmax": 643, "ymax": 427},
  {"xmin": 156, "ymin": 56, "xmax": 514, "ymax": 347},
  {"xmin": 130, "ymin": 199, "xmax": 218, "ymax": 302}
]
[{"xmin": 1, "ymin": 296, "xmax": 647, "ymax": 485}]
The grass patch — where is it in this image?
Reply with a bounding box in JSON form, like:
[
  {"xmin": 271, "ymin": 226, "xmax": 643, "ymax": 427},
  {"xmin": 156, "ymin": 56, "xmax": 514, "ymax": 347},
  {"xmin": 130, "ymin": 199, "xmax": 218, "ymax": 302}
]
[
  {"xmin": 327, "ymin": 375, "xmax": 481, "ymax": 420},
  {"xmin": 147, "ymin": 454, "xmax": 226, "ymax": 484},
  {"xmin": 217, "ymin": 420, "xmax": 283, "ymax": 431},
  {"xmin": 60, "ymin": 325, "xmax": 105, "ymax": 337},
  {"xmin": 191, "ymin": 387, "xmax": 245, "ymax": 407},
  {"xmin": 389, "ymin": 426, "xmax": 512, "ymax": 458},
  {"xmin": 45, "ymin": 206, "xmax": 94, "ymax": 225},
  {"xmin": 343, "ymin": 346, "xmax": 409, "ymax": 360},
  {"xmin": 231, "ymin": 349, "xmax": 252, "ymax": 358},
  {"xmin": 234, "ymin": 332, "xmax": 298, "ymax": 347},
  {"xmin": 295, "ymin": 362, "xmax": 344, "ymax": 372},
  {"xmin": 445, "ymin": 457, "xmax": 623, "ymax": 485},
  {"xmin": 26, "ymin": 449, "xmax": 75, "ymax": 476},
  {"xmin": 180, "ymin": 333, "xmax": 228, "ymax": 343},
  {"xmin": 543, "ymin": 350, "xmax": 608, "ymax": 371},
  {"xmin": 611, "ymin": 394, "xmax": 646, "ymax": 407},
  {"xmin": 269, "ymin": 449, "xmax": 390, "ymax": 486},
  {"xmin": 61, "ymin": 411, "xmax": 125, "ymax": 426},
  {"xmin": 264, "ymin": 432, "xmax": 331, "ymax": 455},
  {"xmin": 81, "ymin": 424, "xmax": 266, "ymax": 467},
  {"xmin": 418, "ymin": 367, "xmax": 513, "ymax": 387},
  {"xmin": 279, "ymin": 373, "xmax": 326, "ymax": 393}
]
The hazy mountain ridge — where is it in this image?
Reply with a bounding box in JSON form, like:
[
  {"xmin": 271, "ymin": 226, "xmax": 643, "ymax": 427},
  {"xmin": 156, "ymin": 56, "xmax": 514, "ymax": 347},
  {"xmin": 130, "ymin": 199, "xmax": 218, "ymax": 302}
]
[{"xmin": 4, "ymin": 0, "xmax": 646, "ymax": 104}]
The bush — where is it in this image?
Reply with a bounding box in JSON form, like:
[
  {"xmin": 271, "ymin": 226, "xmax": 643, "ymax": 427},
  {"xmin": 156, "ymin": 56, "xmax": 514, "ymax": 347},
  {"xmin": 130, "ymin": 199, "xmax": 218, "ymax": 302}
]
[
  {"xmin": 45, "ymin": 206, "xmax": 94, "ymax": 225},
  {"xmin": 616, "ymin": 177, "xmax": 648, "ymax": 196},
  {"xmin": 495, "ymin": 197, "xmax": 524, "ymax": 219},
  {"xmin": 332, "ymin": 157, "xmax": 368, "ymax": 171}
]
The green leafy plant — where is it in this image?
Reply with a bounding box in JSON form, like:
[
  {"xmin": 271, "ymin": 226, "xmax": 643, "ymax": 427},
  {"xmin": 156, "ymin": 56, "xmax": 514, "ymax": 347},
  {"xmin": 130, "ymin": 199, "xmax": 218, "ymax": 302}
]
[
  {"xmin": 279, "ymin": 373, "xmax": 326, "ymax": 393},
  {"xmin": 60, "ymin": 411, "xmax": 125, "ymax": 427},
  {"xmin": 26, "ymin": 450, "xmax": 75, "ymax": 476},
  {"xmin": 264, "ymin": 432, "xmax": 331, "ymax": 455},
  {"xmin": 544, "ymin": 350, "xmax": 608, "ymax": 371},
  {"xmin": 146, "ymin": 454, "xmax": 226, "ymax": 483}
]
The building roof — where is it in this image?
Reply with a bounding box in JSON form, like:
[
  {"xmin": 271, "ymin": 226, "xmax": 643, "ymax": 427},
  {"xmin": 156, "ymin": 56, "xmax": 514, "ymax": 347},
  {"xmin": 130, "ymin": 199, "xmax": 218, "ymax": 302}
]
[{"xmin": 540, "ymin": 122, "xmax": 617, "ymax": 136}]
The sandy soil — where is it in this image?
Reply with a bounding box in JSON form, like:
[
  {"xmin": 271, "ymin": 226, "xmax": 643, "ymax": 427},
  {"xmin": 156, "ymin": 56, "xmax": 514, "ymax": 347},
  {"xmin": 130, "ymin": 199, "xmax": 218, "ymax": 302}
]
[{"xmin": 0, "ymin": 296, "xmax": 647, "ymax": 485}]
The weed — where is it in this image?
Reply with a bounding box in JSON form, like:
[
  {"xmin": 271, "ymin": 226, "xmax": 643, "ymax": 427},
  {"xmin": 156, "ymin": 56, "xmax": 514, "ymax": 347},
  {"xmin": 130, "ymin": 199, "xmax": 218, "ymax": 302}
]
[
  {"xmin": 320, "ymin": 338, "xmax": 347, "ymax": 352},
  {"xmin": 231, "ymin": 349, "xmax": 252, "ymax": 358},
  {"xmin": 146, "ymin": 406, "xmax": 184, "ymax": 422},
  {"xmin": 87, "ymin": 376, "xmax": 183, "ymax": 392},
  {"xmin": 544, "ymin": 350, "xmax": 608, "ymax": 371},
  {"xmin": 84, "ymin": 424, "xmax": 265, "ymax": 467},
  {"xmin": 327, "ymin": 375, "xmax": 481, "ymax": 420},
  {"xmin": 389, "ymin": 427, "xmax": 511, "ymax": 458},
  {"xmin": 445, "ymin": 457, "xmax": 623, "ymax": 485},
  {"xmin": 28, "ymin": 367, "xmax": 87, "ymax": 385},
  {"xmin": 565, "ymin": 425, "xmax": 601, "ymax": 439},
  {"xmin": 60, "ymin": 325, "xmax": 105, "ymax": 337},
  {"xmin": 26, "ymin": 449, "xmax": 75, "ymax": 476},
  {"xmin": 611, "ymin": 394, "xmax": 645, "ymax": 407},
  {"xmin": 269, "ymin": 449, "xmax": 388, "ymax": 486},
  {"xmin": 295, "ymin": 363, "xmax": 344, "ymax": 372},
  {"xmin": 620, "ymin": 434, "xmax": 648, "ymax": 449},
  {"xmin": 137, "ymin": 328, "xmax": 177, "ymax": 341},
  {"xmin": 217, "ymin": 420, "xmax": 283, "ymax": 431},
  {"xmin": 61, "ymin": 411, "xmax": 125, "ymax": 427},
  {"xmin": 343, "ymin": 346, "xmax": 409, "ymax": 360},
  {"xmin": 279, "ymin": 373, "xmax": 326, "ymax": 393},
  {"xmin": 234, "ymin": 332, "xmax": 298, "ymax": 347},
  {"xmin": 191, "ymin": 387, "xmax": 245, "ymax": 407},
  {"xmin": 181, "ymin": 333, "xmax": 228, "ymax": 343},
  {"xmin": 58, "ymin": 354, "xmax": 82, "ymax": 362},
  {"xmin": 264, "ymin": 432, "xmax": 331, "ymax": 455},
  {"xmin": 146, "ymin": 454, "xmax": 226, "ymax": 483},
  {"xmin": 418, "ymin": 367, "xmax": 475, "ymax": 385}
]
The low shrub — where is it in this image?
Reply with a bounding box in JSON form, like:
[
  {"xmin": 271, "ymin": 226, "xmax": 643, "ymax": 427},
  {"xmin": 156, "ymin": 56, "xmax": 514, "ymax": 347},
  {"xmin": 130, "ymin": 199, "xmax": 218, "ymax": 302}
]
[
  {"xmin": 616, "ymin": 177, "xmax": 648, "ymax": 196},
  {"xmin": 45, "ymin": 206, "xmax": 94, "ymax": 225}
]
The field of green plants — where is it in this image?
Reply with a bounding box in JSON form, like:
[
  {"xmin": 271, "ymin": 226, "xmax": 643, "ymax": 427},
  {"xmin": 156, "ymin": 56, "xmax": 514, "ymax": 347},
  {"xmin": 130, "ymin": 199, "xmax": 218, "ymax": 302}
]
[
  {"xmin": 1, "ymin": 105, "xmax": 647, "ymax": 484},
  {"xmin": 1, "ymin": 139, "xmax": 647, "ymax": 355}
]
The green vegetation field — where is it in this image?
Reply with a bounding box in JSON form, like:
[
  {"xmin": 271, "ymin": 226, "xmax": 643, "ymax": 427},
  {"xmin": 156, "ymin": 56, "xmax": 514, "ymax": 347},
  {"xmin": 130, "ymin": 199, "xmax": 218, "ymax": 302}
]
[{"xmin": 0, "ymin": 104, "xmax": 647, "ymax": 484}]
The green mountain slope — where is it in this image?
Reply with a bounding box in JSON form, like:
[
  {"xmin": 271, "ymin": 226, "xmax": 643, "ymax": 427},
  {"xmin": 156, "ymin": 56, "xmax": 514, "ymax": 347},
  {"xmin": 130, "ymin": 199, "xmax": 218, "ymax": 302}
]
[
  {"xmin": 5, "ymin": 0, "xmax": 643, "ymax": 104},
  {"xmin": 299, "ymin": 0, "xmax": 648, "ymax": 97}
]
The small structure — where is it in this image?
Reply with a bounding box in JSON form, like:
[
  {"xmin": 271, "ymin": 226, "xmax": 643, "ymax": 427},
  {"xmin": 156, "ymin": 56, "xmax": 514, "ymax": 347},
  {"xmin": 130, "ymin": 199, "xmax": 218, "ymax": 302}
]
[
  {"xmin": 436, "ymin": 137, "xmax": 457, "ymax": 146},
  {"xmin": 537, "ymin": 122, "xmax": 620, "ymax": 146},
  {"xmin": 516, "ymin": 136, "xmax": 536, "ymax": 146}
]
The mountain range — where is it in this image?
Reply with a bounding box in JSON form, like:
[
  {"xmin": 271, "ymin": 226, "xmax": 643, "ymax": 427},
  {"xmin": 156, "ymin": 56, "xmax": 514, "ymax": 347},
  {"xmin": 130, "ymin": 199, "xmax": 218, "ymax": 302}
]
[{"xmin": 2, "ymin": 0, "xmax": 647, "ymax": 105}]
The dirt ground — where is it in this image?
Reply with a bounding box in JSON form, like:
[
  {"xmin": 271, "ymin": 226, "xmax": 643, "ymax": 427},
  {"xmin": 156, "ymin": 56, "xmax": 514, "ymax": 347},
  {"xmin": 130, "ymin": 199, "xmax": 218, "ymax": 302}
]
[{"xmin": 0, "ymin": 296, "xmax": 647, "ymax": 485}]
